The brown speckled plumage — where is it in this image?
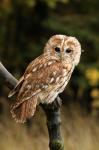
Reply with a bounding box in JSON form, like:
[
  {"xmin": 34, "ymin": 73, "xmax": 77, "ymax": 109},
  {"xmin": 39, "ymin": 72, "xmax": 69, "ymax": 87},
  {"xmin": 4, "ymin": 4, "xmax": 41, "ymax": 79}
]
[{"xmin": 9, "ymin": 34, "xmax": 81, "ymax": 123}]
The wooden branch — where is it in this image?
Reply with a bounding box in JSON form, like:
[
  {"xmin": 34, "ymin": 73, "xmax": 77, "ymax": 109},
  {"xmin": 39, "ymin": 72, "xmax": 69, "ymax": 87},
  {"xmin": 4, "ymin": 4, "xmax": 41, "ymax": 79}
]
[
  {"xmin": 42, "ymin": 97, "xmax": 64, "ymax": 150},
  {"xmin": 0, "ymin": 62, "xmax": 18, "ymax": 89},
  {"xmin": 0, "ymin": 62, "xmax": 64, "ymax": 150}
]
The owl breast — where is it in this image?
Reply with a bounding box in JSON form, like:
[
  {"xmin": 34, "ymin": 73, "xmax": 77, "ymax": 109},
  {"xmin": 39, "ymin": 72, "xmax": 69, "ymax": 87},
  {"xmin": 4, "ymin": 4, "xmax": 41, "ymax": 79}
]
[{"xmin": 38, "ymin": 65, "xmax": 74, "ymax": 104}]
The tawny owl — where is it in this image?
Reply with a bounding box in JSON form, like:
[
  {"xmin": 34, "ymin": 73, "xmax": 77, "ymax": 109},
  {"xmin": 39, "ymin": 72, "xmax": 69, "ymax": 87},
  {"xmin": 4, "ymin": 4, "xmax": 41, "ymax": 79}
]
[{"xmin": 8, "ymin": 34, "xmax": 81, "ymax": 123}]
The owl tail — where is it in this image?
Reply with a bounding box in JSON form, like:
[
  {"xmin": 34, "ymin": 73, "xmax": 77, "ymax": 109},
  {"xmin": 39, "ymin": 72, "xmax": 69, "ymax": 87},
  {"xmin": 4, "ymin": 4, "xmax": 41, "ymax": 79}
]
[{"xmin": 10, "ymin": 98, "xmax": 37, "ymax": 123}]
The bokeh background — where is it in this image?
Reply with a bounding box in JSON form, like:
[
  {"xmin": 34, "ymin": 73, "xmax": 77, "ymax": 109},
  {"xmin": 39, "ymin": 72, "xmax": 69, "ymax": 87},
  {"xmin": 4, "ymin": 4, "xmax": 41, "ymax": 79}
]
[{"xmin": 0, "ymin": 0, "xmax": 99, "ymax": 150}]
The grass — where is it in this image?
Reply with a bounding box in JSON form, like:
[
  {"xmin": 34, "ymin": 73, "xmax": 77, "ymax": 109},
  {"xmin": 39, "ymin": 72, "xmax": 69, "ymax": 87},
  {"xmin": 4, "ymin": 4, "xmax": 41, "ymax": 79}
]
[
  {"xmin": 0, "ymin": 103, "xmax": 99, "ymax": 150},
  {"xmin": 62, "ymin": 106, "xmax": 99, "ymax": 150}
]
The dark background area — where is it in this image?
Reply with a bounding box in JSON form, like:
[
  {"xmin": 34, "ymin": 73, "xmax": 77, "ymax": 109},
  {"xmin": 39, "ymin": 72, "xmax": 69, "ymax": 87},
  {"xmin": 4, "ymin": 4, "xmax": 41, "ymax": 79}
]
[{"xmin": 0, "ymin": 0, "xmax": 99, "ymax": 150}]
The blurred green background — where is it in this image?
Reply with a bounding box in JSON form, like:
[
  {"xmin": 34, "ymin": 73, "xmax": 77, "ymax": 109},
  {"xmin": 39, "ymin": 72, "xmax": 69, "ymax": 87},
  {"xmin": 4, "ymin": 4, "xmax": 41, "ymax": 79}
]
[{"xmin": 0, "ymin": 0, "xmax": 99, "ymax": 150}]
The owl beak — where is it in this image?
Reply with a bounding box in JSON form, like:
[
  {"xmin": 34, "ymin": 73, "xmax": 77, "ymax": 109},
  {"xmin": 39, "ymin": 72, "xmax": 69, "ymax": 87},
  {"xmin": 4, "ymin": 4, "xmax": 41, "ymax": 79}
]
[{"xmin": 61, "ymin": 52, "xmax": 65, "ymax": 60}]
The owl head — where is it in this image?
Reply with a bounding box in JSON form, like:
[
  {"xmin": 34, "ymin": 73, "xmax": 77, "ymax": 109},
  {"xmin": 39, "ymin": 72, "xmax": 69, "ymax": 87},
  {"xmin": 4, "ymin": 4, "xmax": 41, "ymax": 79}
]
[{"xmin": 44, "ymin": 35, "xmax": 81, "ymax": 66}]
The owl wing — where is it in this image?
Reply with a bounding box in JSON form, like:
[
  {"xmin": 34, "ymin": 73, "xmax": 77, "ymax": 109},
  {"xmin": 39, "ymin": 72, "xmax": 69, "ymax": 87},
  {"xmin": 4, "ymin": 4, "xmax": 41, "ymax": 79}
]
[
  {"xmin": 8, "ymin": 76, "xmax": 24, "ymax": 98},
  {"xmin": 8, "ymin": 54, "xmax": 45, "ymax": 98},
  {"xmin": 11, "ymin": 54, "xmax": 72, "ymax": 123}
]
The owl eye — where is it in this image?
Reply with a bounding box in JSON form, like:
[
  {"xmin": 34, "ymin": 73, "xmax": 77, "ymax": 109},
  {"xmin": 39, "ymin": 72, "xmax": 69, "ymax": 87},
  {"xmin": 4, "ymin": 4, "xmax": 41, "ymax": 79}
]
[
  {"xmin": 55, "ymin": 47, "xmax": 61, "ymax": 53},
  {"xmin": 66, "ymin": 48, "xmax": 72, "ymax": 53}
]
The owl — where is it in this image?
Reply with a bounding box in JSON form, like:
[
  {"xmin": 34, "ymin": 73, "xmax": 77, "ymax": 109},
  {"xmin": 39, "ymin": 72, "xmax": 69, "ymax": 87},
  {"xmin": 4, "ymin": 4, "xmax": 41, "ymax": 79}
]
[{"xmin": 8, "ymin": 34, "xmax": 81, "ymax": 123}]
